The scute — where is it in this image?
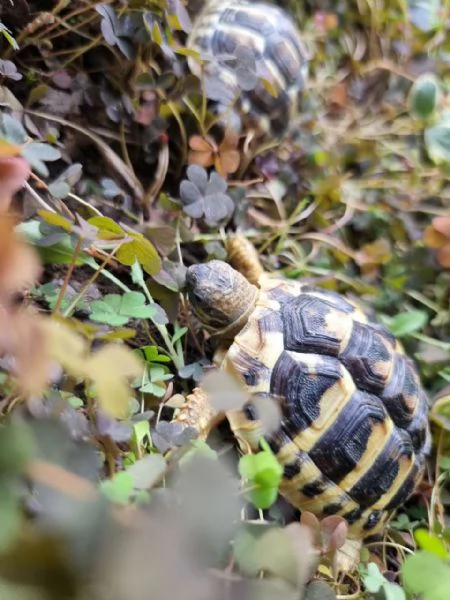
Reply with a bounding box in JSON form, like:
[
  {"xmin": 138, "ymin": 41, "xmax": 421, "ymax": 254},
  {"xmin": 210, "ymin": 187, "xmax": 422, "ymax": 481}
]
[
  {"xmin": 224, "ymin": 279, "xmax": 430, "ymax": 542},
  {"xmin": 186, "ymin": 0, "xmax": 308, "ymax": 134},
  {"xmin": 270, "ymin": 351, "xmax": 347, "ymax": 435}
]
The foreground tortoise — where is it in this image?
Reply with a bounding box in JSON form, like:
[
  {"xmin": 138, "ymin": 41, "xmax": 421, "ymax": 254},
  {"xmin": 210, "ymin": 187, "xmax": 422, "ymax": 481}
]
[
  {"xmin": 179, "ymin": 241, "xmax": 431, "ymax": 570},
  {"xmin": 186, "ymin": 0, "xmax": 309, "ymax": 135}
]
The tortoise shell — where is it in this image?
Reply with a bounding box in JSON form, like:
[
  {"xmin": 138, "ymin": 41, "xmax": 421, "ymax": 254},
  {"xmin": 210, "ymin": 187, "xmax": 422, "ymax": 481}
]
[
  {"xmin": 215, "ymin": 274, "xmax": 431, "ymax": 541},
  {"xmin": 186, "ymin": 0, "xmax": 309, "ymax": 135}
]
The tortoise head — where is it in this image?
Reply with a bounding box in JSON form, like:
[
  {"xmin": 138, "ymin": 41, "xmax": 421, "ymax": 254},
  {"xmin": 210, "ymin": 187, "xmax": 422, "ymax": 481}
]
[{"xmin": 186, "ymin": 260, "xmax": 259, "ymax": 336}]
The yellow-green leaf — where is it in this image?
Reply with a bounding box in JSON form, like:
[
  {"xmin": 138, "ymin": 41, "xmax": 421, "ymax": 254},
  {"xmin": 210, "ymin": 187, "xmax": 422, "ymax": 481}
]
[
  {"xmin": 152, "ymin": 21, "xmax": 163, "ymax": 46},
  {"xmin": 38, "ymin": 210, "xmax": 73, "ymax": 232},
  {"xmin": 88, "ymin": 345, "xmax": 143, "ymax": 418},
  {"xmin": 259, "ymin": 77, "xmax": 278, "ymax": 98},
  {"xmin": 88, "ymin": 216, "xmax": 125, "ymax": 238},
  {"xmin": 116, "ymin": 235, "xmax": 161, "ymax": 276}
]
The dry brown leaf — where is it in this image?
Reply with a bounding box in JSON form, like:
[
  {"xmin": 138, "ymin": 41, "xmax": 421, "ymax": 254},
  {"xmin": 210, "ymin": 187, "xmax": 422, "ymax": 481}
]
[
  {"xmin": 0, "ymin": 216, "xmax": 42, "ymax": 300},
  {"xmin": 187, "ymin": 131, "xmax": 240, "ymax": 178},
  {"xmin": 44, "ymin": 317, "xmax": 88, "ymax": 379},
  {"xmin": 215, "ymin": 150, "xmax": 240, "ymax": 176},
  {"xmin": 188, "ymin": 150, "xmax": 215, "ymax": 168},
  {"xmin": 432, "ymin": 216, "xmax": 450, "ymax": 238},
  {"xmin": 423, "ymin": 224, "xmax": 448, "ymax": 249},
  {"xmin": 328, "ymin": 83, "xmax": 348, "ymax": 108},
  {"xmin": 189, "ymin": 135, "xmax": 215, "ymax": 152},
  {"xmin": 437, "ymin": 244, "xmax": 450, "ymax": 268},
  {"xmin": 320, "ymin": 516, "xmax": 348, "ymax": 553},
  {"xmin": 0, "ymin": 139, "xmax": 22, "ymax": 158},
  {"xmin": 45, "ymin": 318, "xmax": 143, "ymax": 417},
  {"xmin": 423, "ymin": 217, "xmax": 450, "ymax": 268},
  {"xmin": 356, "ymin": 239, "xmax": 392, "ymax": 267},
  {"xmin": 0, "ymin": 156, "xmax": 30, "ymax": 212},
  {"xmin": 0, "ymin": 308, "xmax": 50, "ymax": 395},
  {"xmin": 87, "ymin": 345, "xmax": 143, "ymax": 418}
]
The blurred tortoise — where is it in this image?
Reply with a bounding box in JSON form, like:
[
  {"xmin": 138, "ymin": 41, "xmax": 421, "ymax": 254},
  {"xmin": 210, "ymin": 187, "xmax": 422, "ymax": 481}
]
[
  {"xmin": 177, "ymin": 238, "xmax": 431, "ymax": 570},
  {"xmin": 186, "ymin": 0, "xmax": 310, "ymax": 136}
]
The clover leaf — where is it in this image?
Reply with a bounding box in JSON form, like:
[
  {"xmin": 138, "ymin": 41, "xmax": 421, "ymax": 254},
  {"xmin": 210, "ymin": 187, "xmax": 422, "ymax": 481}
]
[
  {"xmin": 89, "ymin": 292, "xmax": 164, "ymax": 326},
  {"xmin": 238, "ymin": 439, "xmax": 283, "ymax": 509},
  {"xmin": 179, "ymin": 165, "xmax": 235, "ymax": 226}
]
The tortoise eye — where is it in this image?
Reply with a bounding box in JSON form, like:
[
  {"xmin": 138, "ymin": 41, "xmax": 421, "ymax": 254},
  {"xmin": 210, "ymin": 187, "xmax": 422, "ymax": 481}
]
[{"xmin": 242, "ymin": 402, "xmax": 258, "ymax": 421}]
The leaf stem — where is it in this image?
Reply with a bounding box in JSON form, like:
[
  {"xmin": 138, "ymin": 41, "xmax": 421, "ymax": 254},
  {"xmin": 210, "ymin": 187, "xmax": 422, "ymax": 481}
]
[{"xmin": 53, "ymin": 236, "xmax": 83, "ymax": 315}]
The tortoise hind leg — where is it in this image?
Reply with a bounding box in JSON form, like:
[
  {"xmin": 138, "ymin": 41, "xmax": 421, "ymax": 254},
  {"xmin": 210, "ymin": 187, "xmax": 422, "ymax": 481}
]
[
  {"xmin": 226, "ymin": 236, "xmax": 264, "ymax": 286},
  {"xmin": 334, "ymin": 538, "xmax": 363, "ymax": 573}
]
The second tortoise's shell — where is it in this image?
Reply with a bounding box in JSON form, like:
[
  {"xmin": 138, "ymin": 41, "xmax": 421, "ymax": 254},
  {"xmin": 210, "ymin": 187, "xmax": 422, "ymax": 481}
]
[
  {"xmin": 223, "ymin": 275, "xmax": 431, "ymax": 540},
  {"xmin": 186, "ymin": 0, "xmax": 309, "ymax": 135}
]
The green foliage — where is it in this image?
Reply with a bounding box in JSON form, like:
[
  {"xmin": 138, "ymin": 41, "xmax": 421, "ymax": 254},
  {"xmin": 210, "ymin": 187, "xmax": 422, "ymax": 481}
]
[
  {"xmin": 408, "ymin": 74, "xmax": 440, "ymax": 121},
  {"xmin": 1, "ymin": 0, "xmax": 450, "ymax": 596},
  {"xmin": 0, "ymin": 21, "xmax": 18, "ymax": 49},
  {"xmin": 179, "ymin": 165, "xmax": 235, "ymax": 226},
  {"xmin": 239, "ymin": 439, "xmax": 283, "ymax": 510},
  {"xmin": 382, "ymin": 310, "xmax": 429, "ymax": 337},
  {"xmin": 402, "ymin": 551, "xmax": 450, "ymax": 600},
  {"xmin": 89, "ymin": 292, "xmax": 161, "ymax": 326},
  {"xmin": 424, "ymin": 110, "xmax": 450, "ymax": 165},
  {"xmin": 415, "ymin": 529, "xmax": 450, "ymax": 559},
  {"xmin": 408, "ymin": 0, "xmax": 441, "ymax": 32},
  {"xmin": 360, "ymin": 563, "xmax": 405, "ymax": 600},
  {"xmin": 233, "ymin": 522, "xmax": 314, "ymax": 589}
]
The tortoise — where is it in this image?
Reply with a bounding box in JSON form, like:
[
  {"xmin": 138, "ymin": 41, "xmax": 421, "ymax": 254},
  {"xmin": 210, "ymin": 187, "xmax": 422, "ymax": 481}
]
[
  {"xmin": 177, "ymin": 239, "xmax": 431, "ymax": 570},
  {"xmin": 185, "ymin": 0, "xmax": 310, "ymax": 136}
]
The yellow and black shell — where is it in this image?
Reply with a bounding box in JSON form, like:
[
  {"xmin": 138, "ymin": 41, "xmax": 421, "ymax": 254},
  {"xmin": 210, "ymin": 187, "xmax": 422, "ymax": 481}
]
[
  {"xmin": 186, "ymin": 0, "xmax": 309, "ymax": 135},
  {"xmin": 218, "ymin": 275, "xmax": 431, "ymax": 541}
]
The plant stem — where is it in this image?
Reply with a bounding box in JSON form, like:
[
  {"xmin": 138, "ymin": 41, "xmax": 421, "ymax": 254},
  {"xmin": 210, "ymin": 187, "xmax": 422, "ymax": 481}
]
[
  {"xmin": 53, "ymin": 236, "xmax": 83, "ymax": 315},
  {"xmin": 138, "ymin": 283, "xmax": 184, "ymax": 372}
]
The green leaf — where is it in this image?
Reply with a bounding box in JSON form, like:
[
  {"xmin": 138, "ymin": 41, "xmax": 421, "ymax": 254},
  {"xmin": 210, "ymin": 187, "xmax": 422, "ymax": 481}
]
[
  {"xmin": 233, "ymin": 523, "xmax": 312, "ymax": 588},
  {"xmin": 0, "ymin": 113, "xmax": 26, "ymax": 144},
  {"xmin": 48, "ymin": 180, "xmax": 71, "ymax": 199},
  {"xmin": 139, "ymin": 381, "xmax": 166, "ymax": 396},
  {"xmin": 89, "ymin": 292, "xmax": 157, "ymax": 326},
  {"xmin": 408, "ymin": 74, "xmax": 440, "ymax": 120},
  {"xmin": 384, "ymin": 582, "xmax": 406, "ymax": 600},
  {"xmin": 151, "ymin": 20, "xmax": 163, "ymax": 46},
  {"xmin": 408, "ymin": 0, "xmax": 440, "ymax": 32},
  {"xmin": 415, "ymin": 529, "xmax": 450, "ymax": 559},
  {"xmin": 402, "ymin": 550, "xmax": 450, "ymax": 600},
  {"xmin": 131, "ymin": 420, "xmax": 150, "ymax": 448},
  {"xmin": 0, "ymin": 489, "xmax": 21, "ymax": 551},
  {"xmin": 361, "ymin": 562, "xmax": 385, "ymax": 593},
  {"xmin": 179, "ymin": 440, "xmax": 218, "ymax": 467},
  {"xmin": 120, "ymin": 292, "xmax": 158, "ymax": 319},
  {"xmin": 22, "ymin": 142, "xmax": 61, "ymax": 177},
  {"xmin": 87, "ymin": 216, "xmax": 124, "ymax": 237},
  {"xmin": 100, "ymin": 472, "xmax": 134, "ymax": 504},
  {"xmin": 116, "ymin": 235, "xmax": 162, "ymax": 276},
  {"xmin": 439, "ymin": 456, "xmax": 450, "ymax": 471},
  {"xmin": 238, "ymin": 439, "xmax": 283, "ymax": 509},
  {"xmin": 387, "ymin": 310, "xmax": 428, "ymax": 337},
  {"xmin": 425, "ymin": 110, "xmax": 450, "ymax": 165},
  {"xmin": 140, "ymin": 345, "xmax": 171, "ymax": 364},
  {"xmin": 0, "ymin": 23, "xmax": 19, "ymax": 50},
  {"xmin": 304, "ymin": 581, "xmax": 336, "ymax": 600},
  {"xmin": 172, "ymin": 326, "xmax": 188, "ymax": 345},
  {"xmin": 38, "ymin": 210, "xmax": 73, "ymax": 232},
  {"xmin": 89, "ymin": 296, "xmax": 130, "ymax": 326},
  {"xmin": 125, "ymin": 454, "xmax": 166, "ymax": 490}
]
